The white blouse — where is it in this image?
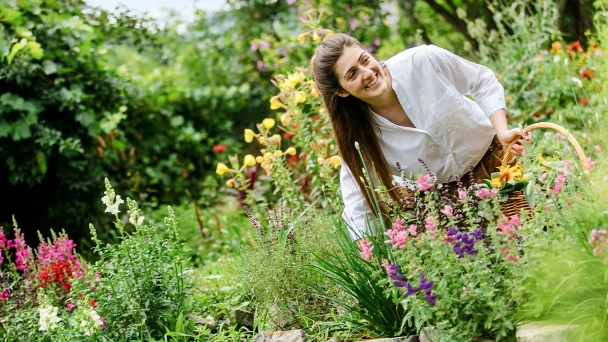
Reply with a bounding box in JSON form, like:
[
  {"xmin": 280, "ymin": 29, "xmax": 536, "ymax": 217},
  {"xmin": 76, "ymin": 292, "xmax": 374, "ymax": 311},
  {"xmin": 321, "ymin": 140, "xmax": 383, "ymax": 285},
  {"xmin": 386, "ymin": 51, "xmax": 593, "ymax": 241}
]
[{"xmin": 340, "ymin": 44, "xmax": 507, "ymax": 239}]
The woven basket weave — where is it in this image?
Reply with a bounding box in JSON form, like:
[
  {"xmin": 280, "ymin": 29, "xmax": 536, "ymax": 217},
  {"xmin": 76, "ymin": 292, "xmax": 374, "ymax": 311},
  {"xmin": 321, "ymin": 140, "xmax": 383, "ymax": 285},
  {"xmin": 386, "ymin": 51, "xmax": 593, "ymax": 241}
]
[{"xmin": 499, "ymin": 122, "xmax": 587, "ymax": 218}]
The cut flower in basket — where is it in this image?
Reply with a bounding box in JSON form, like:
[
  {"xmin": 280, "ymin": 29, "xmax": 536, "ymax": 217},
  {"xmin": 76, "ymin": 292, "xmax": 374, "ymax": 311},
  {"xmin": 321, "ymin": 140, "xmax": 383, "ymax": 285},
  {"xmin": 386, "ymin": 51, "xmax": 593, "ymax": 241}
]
[{"xmin": 482, "ymin": 163, "xmax": 530, "ymax": 201}]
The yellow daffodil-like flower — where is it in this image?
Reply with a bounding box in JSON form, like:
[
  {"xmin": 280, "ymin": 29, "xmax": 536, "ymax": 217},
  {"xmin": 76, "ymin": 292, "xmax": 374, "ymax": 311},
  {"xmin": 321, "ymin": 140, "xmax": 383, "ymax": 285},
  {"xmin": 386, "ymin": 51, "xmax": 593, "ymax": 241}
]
[
  {"xmin": 270, "ymin": 96, "xmax": 283, "ymax": 110},
  {"xmin": 274, "ymin": 150, "xmax": 283, "ymax": 157},
  {"xmin": 280, "ymin": 113, "xmax": 291, "ymax": 126},
  {"xmin": 262, "ymin": 118, "xmax": 275, "ymax": 130},
  {"xmin": 491, "ymin": 163, "xmax": 524, "ymax": 188},
  {"xmin": 263, "ymin": 152, "xmax": 272, "ymax": 163},
  {"xmin": 298, "ymin": 33, "xmax": 309, "ymax": 43},
  {"xmin": 256, "ymin": 156, "xmax": 263, "ymax": 163},
  {"xmin": 269, "ymin": 134, "xmax": 281, "ymax": 145},
  {"xmin": 258, "ymin": 136, "xmax": 266, "ymax": 145},
  {"xmin": 331, "ymin": 155, "xmax": 342, "ymax": 168},
  {"xmin": 244, "ymin": 154, "xmax": 256, "ymax": 167},
  {"xmin": 293, "ymin": 91, "xmax": 307, "ymax": 103},
  {"xmin": 226, "ymin": 179, "xmax": 235, "ymax": 188},
  {"xmin": 244, "ymin": 129, "xmax": 255, "ymax": 143},
  {"xmin": 285, "ymin": 147, "xmax": 296, "ymax": 156},
  {"xmin": 216, "ymin": 162, "xmax": 229, "ymax": 175},
  {"xmin": 284, "ymin": 72, "xmax": 304, "ymax": 89}
]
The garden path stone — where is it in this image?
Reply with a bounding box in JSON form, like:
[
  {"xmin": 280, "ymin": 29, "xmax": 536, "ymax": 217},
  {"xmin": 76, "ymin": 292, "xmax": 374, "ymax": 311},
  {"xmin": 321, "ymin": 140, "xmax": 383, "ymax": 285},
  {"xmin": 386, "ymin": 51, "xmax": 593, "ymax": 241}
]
[
  {"xmin": 253, "ymin": 329, "xmax": 306, "ymax": 342},
  {"xmin": 516, "ymin": 321, "xmax": 577, "ymax": 342},
  {"xmin": 419, "ymin": 328, "xmax": 494, "ymax": 342}
]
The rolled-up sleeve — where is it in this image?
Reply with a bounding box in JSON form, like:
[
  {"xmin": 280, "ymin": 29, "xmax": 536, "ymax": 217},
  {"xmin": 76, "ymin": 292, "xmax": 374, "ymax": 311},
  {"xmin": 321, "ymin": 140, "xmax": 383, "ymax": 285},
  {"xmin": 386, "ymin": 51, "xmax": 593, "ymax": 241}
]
[
  {"xmin": 425, "ymin": 45, "xmax": 506, "ymax": 118},
  {"xmin": 339, "ymin": 162, "xmax": 373, "ymax": 240}
]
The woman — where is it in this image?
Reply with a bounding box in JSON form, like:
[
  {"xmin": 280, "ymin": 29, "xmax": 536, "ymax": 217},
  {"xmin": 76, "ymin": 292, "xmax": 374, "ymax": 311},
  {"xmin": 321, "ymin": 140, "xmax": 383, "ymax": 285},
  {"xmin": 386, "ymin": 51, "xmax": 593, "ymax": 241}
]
[{"xmin": 310, "ymin": 33, "xmax": 530, "ymax": 239}]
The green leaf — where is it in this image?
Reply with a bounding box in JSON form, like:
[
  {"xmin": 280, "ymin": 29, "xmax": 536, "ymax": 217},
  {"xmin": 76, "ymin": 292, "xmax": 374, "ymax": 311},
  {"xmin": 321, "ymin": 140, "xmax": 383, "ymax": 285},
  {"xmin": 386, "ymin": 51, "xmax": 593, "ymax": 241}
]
[
  {"xmin": 7, "ymin": 39, "xmax": 25, "ymax": 63},
  {"xmin": 170, "ymin": 115, "xmax": 184, "ymax": 127},
  {"xmin": 42, "ymin": 60, "xmax": 58, "ymax": 75},
  {"xmin": 13, "ymin": 120, "xmax": 31, "ymax": 140}
]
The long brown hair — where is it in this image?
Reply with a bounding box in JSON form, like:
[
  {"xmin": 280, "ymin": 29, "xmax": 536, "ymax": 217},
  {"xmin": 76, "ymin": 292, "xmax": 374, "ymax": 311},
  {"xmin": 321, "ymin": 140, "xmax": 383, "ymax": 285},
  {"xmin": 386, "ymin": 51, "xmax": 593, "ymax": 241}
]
[{"xmin": 310, "ymin": 33, "xmax": 401, "ymax": 219}]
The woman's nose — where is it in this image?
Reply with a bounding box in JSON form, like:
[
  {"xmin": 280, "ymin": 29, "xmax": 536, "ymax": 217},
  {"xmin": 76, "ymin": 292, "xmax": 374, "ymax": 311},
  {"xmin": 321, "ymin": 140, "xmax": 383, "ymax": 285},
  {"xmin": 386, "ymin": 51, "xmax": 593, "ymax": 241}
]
[{"xmin": 361, "ymin": 67, "xmax": 374, "ymax": 80}]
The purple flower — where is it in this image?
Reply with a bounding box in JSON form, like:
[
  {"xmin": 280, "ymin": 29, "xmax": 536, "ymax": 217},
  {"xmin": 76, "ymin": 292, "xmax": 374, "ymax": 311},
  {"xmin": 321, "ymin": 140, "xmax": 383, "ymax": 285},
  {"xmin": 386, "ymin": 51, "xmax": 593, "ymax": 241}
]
[
  {"xmin": 250, "ymin": 42, "xmax": 258, "ymax": 52},
  {"xmin": 256, "ymin": 60, "xmax": 267, "ymax": 71},
  {"xmin": 404, "ymin": 282, "xmax": 419, "ymax": 296},
  {"xmin": 260, "ymin": 40, "xmax": 270, "ymax": 49},
  {"xmin": 348, "ymin": 18, "xmax": 358, "ymax": 30},
  {"xmin": 373, "ymin": 38, "xmax": 381, "ymax": 47},
  {"xmin": 424, "ymin": 294, "xmax": 437, "ymax": 306}
]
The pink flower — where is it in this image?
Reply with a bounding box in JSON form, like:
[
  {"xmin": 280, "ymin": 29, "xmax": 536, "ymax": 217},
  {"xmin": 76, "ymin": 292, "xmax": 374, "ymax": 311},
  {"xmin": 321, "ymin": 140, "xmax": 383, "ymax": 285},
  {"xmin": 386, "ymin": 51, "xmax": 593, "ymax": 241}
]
[
  {"xmin": 584, "ymin": 157, "xmax": 597, "ymax": 170},
  {"xmin": 551, "ymin": 184, "xmax": 562, "ymax": 195},
  {"xmin": 540, "ymin": 172, "xmax": 548, "ymax": 182},
  {"xmin": 99, "ymin": 317, "xmax": 106, "ymax": 329},
  {"xmin": 556, "ymin": 133, "xmax": 565, "ymax": 143},
  {"xmin": 416, "ymin": 174, "xmax": 434, "ymax": 191},
  {"xmin": 385, "ymin": 221, "xmax": 409, "ymax": 248},
  {"xmin": 393, "ymin": 218, "xmax": 405, "ymax": 231},
  {"xmin": 424, "ymin": 216, "xmax": 438, "ymax": 235},
  {"xmin": 358, "ymin": 239, "xmax": 374, "ymax": 260},
  {"xmin": 589, "ymin": 229, "xmax": 607, "ymax": 246},
  {"xmin": 490, "ymin": 188, "xmax": 499, "ymax": 198},
  {"xmin": 408, "ymin": 224, "xmax": 418, "ymax": 236},
  {"xmin": 0, "ymin": 290, "xmax": 8, "ymax": 300},
  {"xmin": 477, "ymin": 187, "xmax": 490, "ymax": 199},
  {"xmin": 497, "ymin": 215, "xmax": 521, "ymax": 235},
  {"xmin": 66, "ymin": 302, "xmax": 75, "ymax": 311},
  {"xmin": 595, "ymin": 145, "xmax": 602, "ymax": 153},
  {"xmin": 440, "ymin": 205, "xmax": 453, "ymax": 217},
  {"xmin": 458, "ymin": 189, "xmax": 468, "ymax": 200},
  {"xmin": 348, "ymin": 18, "xmax": 358, "ymax": 30},
  {"xmin": 555, "ymin": 174, "xmax": 566, "ymax": 185}
]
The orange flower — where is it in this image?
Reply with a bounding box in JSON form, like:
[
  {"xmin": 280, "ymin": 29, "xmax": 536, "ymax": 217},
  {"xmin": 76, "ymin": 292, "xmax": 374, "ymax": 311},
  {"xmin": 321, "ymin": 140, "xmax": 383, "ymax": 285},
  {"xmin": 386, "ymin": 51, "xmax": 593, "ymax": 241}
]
[
  {"xmin": 491, "ymin": 163, "xmax": 524, "ymax": 188},
  {"xmin": 579, "ymin": 97, "xmax": 589, "ymax": 106}
]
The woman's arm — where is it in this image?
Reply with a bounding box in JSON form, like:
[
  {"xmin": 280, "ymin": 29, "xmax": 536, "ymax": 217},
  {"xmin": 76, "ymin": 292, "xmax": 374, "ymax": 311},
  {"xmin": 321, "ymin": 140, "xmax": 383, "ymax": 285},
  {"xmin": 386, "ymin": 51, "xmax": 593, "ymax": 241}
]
[{"xmin": 489, "ymin": 108, "xmax": 531, "ymax": 155}]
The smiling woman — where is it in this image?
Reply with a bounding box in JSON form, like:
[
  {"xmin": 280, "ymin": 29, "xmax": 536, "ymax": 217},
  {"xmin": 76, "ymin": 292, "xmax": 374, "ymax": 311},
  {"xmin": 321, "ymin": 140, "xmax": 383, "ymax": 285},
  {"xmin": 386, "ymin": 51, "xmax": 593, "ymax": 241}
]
[{"xmin": 311, "ymin": 33, "xmax": 532, "ymax": 239}]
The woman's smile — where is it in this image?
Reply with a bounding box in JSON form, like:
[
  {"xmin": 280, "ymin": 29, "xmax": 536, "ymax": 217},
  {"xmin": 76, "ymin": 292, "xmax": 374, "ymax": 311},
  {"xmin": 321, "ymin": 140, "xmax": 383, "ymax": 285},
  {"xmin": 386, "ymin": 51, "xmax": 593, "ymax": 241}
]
[{"xmin": 365, "ymin": 74, "xmax": 379, "ymax": 90}]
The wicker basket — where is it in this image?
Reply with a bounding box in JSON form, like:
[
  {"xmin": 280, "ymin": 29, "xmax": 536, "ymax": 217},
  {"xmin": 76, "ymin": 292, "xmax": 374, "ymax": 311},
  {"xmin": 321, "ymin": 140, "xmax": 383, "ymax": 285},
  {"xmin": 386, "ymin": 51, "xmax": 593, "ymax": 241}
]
[{"xmin": 499, "ymin": 122, "xmax": 587, "ymax": 218}]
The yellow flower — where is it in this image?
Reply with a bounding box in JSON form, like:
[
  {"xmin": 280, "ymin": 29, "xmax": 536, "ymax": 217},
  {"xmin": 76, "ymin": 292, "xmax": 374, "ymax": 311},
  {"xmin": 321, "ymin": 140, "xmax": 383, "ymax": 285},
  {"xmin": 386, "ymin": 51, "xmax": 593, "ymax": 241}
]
[
  {"xmin": 269, "ymin": 134, "xmax": 281, "ymax": 145},
  {"xmin": 280, "ymin": 113, "xmax": 291, "ymax": 125},
  {"xmin": 258, "ymin": 136, "xmax": 266, "ymax": 145},
  {"xmin": 256, "ymin": 156, "xmax": 263, "ymax": 163},
  {"xmin": 273, "ymin": 150, "xmax": 283, "ymax": 157},
  {"xmin": 263, "ymin": 152, "xmax": 272, "ymax": 162},
  {"xmin": 293, "ymin": 91, "xmax": 306, "ymax": 103},
  {"xmin": 226, "ymin": 179, "xmax": 235, "ymax": 188},
  {"xmin": 491, "ymin": 163, "xmax": 524, "ymax": 188},
  {"xmin": 318, "ymin": 107, "xmax": 327, "ymax": 115},
  {"xmin": 323, "ymin": 29, "xmax": 334, "ymax": 36},
  {"xmin": 216, "ymin": 162, "xmax": 229, "ymax": 175},
  {"xmin": 293, "ymin": 109, "xmax": 300, "ymax": 116},
  {"xmin": 244, "ymin": 154, "xmax": 256, "ymax": 167},
  {"xmin": 298, "ymin": 33, "xmax": 309, "ymax": 43},
  {"xmin": 285, "ymin": 72, "xmax": 304, "ymax": 89},
  {"xmin": 331, "ymin": 155, "xmax": 342, "ymax": 168},
  {"xmin": 270, "ymin": 96, "xmax": 282, "ymax": 110},
  {"xmin": 262, "ymin": 118, "xmax": 275, "ymax": 130},
  {"xmin": 313, "ymin": 31, "xmax": 320, "ymax": 42},
  {"xmin": 285, "ymin": 147, "xmax": 296, "ymax": 156},
  {"xmin": 244, "ymin": 129, "xmax": 255, "ymax": 143},
  {"xmin": 317, "ymin": 157, "xmax": 325, "ymax": 165},
  {"xmin": 310, "ymin": 84, "xmax": 320, "ymax": 98}
]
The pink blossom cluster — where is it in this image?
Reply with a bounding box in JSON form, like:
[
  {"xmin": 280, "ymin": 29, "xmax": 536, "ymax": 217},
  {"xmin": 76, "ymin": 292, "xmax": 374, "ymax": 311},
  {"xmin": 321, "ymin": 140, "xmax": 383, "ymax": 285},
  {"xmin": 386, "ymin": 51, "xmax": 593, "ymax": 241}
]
[
  {"xmin": 476, "ymin": 187, "xmax": 498, "ymax": 199},
  {"xmin": 5, "ymin": 228, "xmax": 32, "ymax": 271},
  {"xmin": 384, "ymin": 219, "xmax": 417, "ymax": 249},
  {"xmin": 416, "ymin": 174, "xmax": 435, "ymax": 191},
  {"xmin": 589, "ymin": 229, "xmax": 608, "ymax": 261},
  {"xmin": 37, "ymin": 232, "xmax": 84, "ymax": 279},
  {"xmin": 358, "ymin": 239, "xmax": 374, "ymax": 260},
  {"xmin": 424, "ymin": 216, "xmax": 439, "ymax": 237},
  {"xmin": 0, "ymin": 226, "xmax": 6, "ymax": 265},
  {"xmin": 551, "ymin": 173, "xmax": 567, "ymax": 195},
  {"xmin": 497, "ymin": 215, "xmax": 522, "ymax": 236}
]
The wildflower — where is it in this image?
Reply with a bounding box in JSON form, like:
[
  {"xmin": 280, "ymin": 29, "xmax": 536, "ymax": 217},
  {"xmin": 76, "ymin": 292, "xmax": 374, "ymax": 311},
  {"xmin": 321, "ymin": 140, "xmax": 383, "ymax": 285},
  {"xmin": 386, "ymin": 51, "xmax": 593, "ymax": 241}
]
[
  {"xmin": 502, "ymin": 248, "xmax": 520, "ymax": 262},
  {"xmin": 280, "ymin": 113, "xmax": 291, "ymax": 125},
  {"xmin": 243, "ymin": 154, "xmax": 256, "ymax": 167},
  {"xmin": 408, "ymin": 225, "xmax": 418, "ymax": 236},
  {"xmin": 580, "ymin": 69, "xmax": 595, "ymax": 79},
  {"xmin": 348, "ymin": 17, "xmax": 357, "ymax": 30},
  {"xmin": 550, "ymin": 41, "xmax": 562, "ymax": 54},
  {"xmin": 259, "ymin": 40, "xmax": 269, "ymax": 49},
  {"xmin": 310, "ymin": 85, "xmax": 320, "ymax": 98},
  {"xmin": 458, "ymin": 188, "xmax": 468, "ymax": 200},
  {"xmin": 297, "ymin": 33, "xmax": 309, "ymax": 43},
  {"xmin": 476, "ymin": 187, "xmax": 490, "ymax": 199},
  {"xmin": 212, "ymin": 144, "xmax": 226, "ymax": 153},
  {"xmin": 262, "ymin": 118, "xmax": 275, "ymax": 130},
  {"xmin": 270, "ymin": 96, "xmax": 283, "ymax": 110},
  {"xmin": 250, "ymin": 42, "xmax": 258, "ymax": 52},
  {"xmin": 571, "ymin": 77, "xmax": 583, "ymax": 88},
  {"xmin": 440, "ymin": 205, "xmax": 453, "ymax": 217},
  {"xmin": 66, "ymin": 302, "xmax": 75, "ymax": 311},
  {"xmin": 584, "ymin": 157, "xmax": 597, "ymax": 170},
  {"xmin": 38, "ymin": 305, "xmax": 61, "ymax": 331},
  {"xmin": 385, "ymin": 263, "xmax": 408, "ymax": 288},
  {"xmin": 358, "ymin": 239, "xmax": 374, "ymax": 260},
  {"xmin": 269, "ymin": 134, "xmax": 281, "ymax": 145},
  {"xmin": 273, "ymin": 150, "xmax": 283, "ymax": 157},
  {"xmin": 595, "ymin": 145, "xmax": 602, "ymax": 153},
  {"xmin": 491, "ymin": 163, "xmax": 524, "ymax": 188},
  {"xmin": 216, "ymin": 163, "xmax": 229, "ymax": 175},
  {"xmin": 579, "ymin": 97, "xmax": 589, "ymax": 106},
  {"xmin": 424, "ymin": 216, "xmax": 438, "ymax": 235},
  {"xmin": 0, "ymin": 290, "xmax": 8, "ymax": 300},
  {"xmin": 556, "ymin": 133, "xmax": 565, "ymax": 143},
  {"xmin": 416, "ymin": 174, "xmax": 434, "ymax": 191},
  {"xmin": 285, "ymin": 147, "xmax": 297, "ymax": 156},
  {"xmin": 293, "ymin": 91, "xmax": 307, "ymax": 103},
  {"xmin": 256, "ymin": 60, "xmax": 266, "ymax": 72},
  {"xmin": 244, "ymin": 128, "xmax": 255, "ymax": 143},
  {"xmin": 90, "ymin": 298, "xmax": 97, "ymax": 308},
  {"xmin": 490, "ymin": 188, "xmax": 499, "ymax": 198},
  {"xmin": 497, "ymin": 215, "xmax": 521, "ymax": 235},
  {"xmin": 331, "ymin": 155, "xmax": 342, "ymax": 168}
]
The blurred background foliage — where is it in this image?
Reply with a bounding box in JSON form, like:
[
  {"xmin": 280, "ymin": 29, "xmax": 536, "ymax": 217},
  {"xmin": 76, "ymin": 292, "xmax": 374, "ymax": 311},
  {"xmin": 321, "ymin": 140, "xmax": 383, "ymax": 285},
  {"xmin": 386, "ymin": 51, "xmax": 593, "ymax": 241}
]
[{"xmin": 0, "ymin": 0, "xmax": 597, "ymax": 250}]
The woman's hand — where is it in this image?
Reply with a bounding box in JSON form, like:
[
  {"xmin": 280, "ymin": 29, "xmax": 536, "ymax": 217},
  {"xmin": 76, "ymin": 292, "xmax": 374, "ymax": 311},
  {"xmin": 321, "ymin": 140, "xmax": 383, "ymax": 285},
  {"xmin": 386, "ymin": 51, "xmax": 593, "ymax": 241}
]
[{"xmin": 496, "ymin": 128, "xmax": 532, "ymax": 156}]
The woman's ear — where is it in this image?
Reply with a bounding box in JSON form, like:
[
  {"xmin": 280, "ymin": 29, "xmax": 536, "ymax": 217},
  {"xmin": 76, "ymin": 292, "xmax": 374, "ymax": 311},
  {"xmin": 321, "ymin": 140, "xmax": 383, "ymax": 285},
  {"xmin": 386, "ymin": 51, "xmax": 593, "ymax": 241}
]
[{"xmin": 336, "ymin": 89, "xmax": 349, "ymax": 98}]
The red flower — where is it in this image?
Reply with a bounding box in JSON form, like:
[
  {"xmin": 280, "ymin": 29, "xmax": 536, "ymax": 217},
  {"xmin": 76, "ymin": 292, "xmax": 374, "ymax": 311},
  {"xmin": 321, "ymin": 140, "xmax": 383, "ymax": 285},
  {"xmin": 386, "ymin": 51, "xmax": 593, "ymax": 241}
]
[
  {"xmin": 580, "ymin": 69, "xmax": 595, "ymax": 79},
  {"xmin": 90, "ymin": 298, "xmax": 97, "ymax": 308},
  {"xmin": 78, "ymin": 293, "xmax": 83, "ymax": 299},
  {"xmin": 579, "ymin": 97, "xmax": 589, "ymax": 106},
  {"xmin": 62, "ymin": 283, "xmax": 71, "ymax": 292},
  {"xmin": 286, "ymin": 156, "xmax": 299, "ymax": 167},
  {"xmin": 311, "ymin": 115, "xmax": 320, "ymax": 122},
  {"xmin": 283, "ymin": 132, "xmax": 294, "ymax": 139},
  {"xmin": 566, "ymin": 40, "xmax": 582, "ymax": 51},
  {"xmin": 0, "ymin": 290, "xmax": 9, "ymax": 300},
  {"xmin": 212, "ymin": 144, "xmax": 227, "ymax": 153}
]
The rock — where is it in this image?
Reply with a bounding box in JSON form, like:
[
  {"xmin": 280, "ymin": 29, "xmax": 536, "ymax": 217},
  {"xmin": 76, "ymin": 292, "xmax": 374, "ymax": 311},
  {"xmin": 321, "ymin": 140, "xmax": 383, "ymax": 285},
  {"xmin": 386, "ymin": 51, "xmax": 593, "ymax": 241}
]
[
  {"xmin": 516, "ymin": 321, "xmax": 577, "ymax": 342},
  {"xmin": 356, "ymin": 337, "xmax": 407, "ymax": 342},
  {"xmin": 253, "ymin": 329, "xmax": 306, "ymax": 342},
  {"xmin": 419, "ymin": 327, "xmax": 494, "ymax": 342},
  {"xmin": 327, "ymin": 338, "xmax": 342, "ymax": 342},
  {"xmin": 235, "ymin": 309, "xmax": 255, "ymax": 330}
]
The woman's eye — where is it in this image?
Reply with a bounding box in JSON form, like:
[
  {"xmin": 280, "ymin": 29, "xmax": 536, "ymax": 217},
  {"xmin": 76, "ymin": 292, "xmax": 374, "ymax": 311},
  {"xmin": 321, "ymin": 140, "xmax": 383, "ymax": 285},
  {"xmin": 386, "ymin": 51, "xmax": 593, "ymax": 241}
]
[
  {"xmin": 363, "ymin": 57, "xmax": 369, "ymax": 64},
  {"xmin": 350, "ymin": 71, "xmax": 356, "ymax": 79}
]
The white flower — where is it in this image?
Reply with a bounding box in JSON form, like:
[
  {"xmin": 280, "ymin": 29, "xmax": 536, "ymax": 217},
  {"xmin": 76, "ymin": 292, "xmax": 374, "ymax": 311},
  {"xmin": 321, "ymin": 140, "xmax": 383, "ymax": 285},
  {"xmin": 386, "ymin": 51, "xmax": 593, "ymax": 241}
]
[
  {"xmin": 571, "ymin": 77, "xmax": 583, "ymax": 88},
  {"xmin": 456, "ymin": 7, "xmax": 467, "ymax": 19},
  {"xmin": 104, "ymin": 195, "xmax": 124, "ymax": 215},
  {"xmin": 564, "ymin": 58, "xmax": 569, "ymax": 66},
  {"xmin": 553, "ymin": 55, "xmax": 561, "ymax": 64},
  {"xmin": 137, "ymin": 216, "xmax": 144, "ymax": 227},
  {"xmin": 38, "ymin": 306, "xmax": 61, "ymax": 331},
  {"xmin": 101, "ymin": 195, "xmax": 111, "ymax": 206}
]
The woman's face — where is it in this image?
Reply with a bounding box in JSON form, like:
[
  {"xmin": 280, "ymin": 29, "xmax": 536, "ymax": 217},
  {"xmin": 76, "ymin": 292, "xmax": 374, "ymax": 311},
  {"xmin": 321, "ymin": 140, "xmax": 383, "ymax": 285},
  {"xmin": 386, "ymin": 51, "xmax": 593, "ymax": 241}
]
[{"xmin": 333, "ymin": 45, "xmax": 389, "ymax": 101}]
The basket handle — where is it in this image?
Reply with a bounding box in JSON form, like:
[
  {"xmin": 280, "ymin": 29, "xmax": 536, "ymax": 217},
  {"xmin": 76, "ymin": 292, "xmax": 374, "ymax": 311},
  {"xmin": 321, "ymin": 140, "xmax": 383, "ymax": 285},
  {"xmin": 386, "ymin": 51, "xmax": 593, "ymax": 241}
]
[{"xmin": 502, "ymin": 122, "xmax": 588, "ymax": 168}]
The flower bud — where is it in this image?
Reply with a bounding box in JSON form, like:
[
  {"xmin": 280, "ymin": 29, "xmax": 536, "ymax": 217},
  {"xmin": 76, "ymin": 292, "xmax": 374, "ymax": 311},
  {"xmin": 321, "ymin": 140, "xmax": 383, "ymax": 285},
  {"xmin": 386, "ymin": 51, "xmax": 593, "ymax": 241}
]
[
  {"xmin": 216, "ymin": 162, "xmax": 229, "ymax": 175},
  {"xmin": 331, "ymin": 155, "xmax": 342, "ymax": 168},
  {"xmin": 280, "ymin": 113, "xmax": 292, "ymax": 125},
  {"xmin": 262, "ymin": 118, "xmax": 275, "ymax": 130},
  {"xmin": 244, "ymin": 129, "xmax": 255, "ymax": 143},
  {"xmin": 285, "ymin": 147, "xmax": 297, "ymax": 156},
  {"xmin": 244, "ymin": 154, "xmax": 256, "ymax": 167}
]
